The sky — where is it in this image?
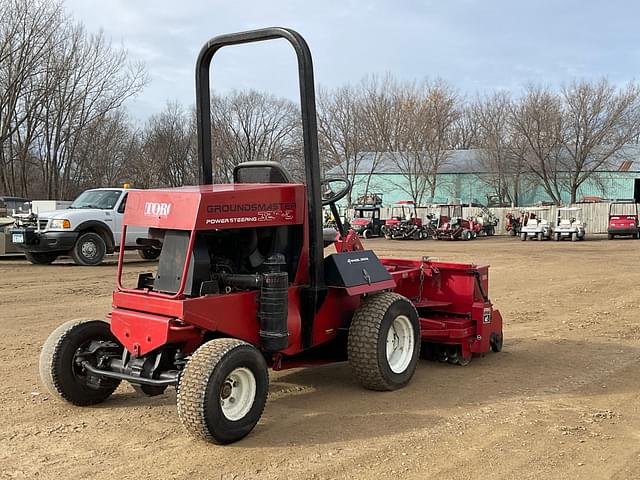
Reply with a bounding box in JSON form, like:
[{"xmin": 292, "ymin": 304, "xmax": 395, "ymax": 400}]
[{"xmin": 65, "ymin": 0, "xmax": 640, "ymax": 121}]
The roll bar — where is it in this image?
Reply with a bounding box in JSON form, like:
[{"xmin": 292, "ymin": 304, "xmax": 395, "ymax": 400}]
[{"xmin": 195, "ymin": 27, "xmax": 327, "ymax": 340}]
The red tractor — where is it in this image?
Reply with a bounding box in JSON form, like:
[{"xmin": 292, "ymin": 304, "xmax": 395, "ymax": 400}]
[
  {"xmin": 607, "ymin": 200, "xmax": 639, "ymax": 239},
  {"xmin": 39, "ymin": 28, "xmax": 504, "ymax": 445}
]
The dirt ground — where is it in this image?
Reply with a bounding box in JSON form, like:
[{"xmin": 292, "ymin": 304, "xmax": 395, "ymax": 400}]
[{"xmin": 1, "ymin": 235, "xmax": 639, "ymax": 480}]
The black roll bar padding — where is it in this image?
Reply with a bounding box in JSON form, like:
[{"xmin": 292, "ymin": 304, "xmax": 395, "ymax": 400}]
[{"xmin": 195, "ymin": 28, "xmax": 327, "ymax": 341}]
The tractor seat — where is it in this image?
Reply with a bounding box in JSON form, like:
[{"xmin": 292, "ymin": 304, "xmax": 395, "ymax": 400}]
[{"xmin": 233, "ymin": 161, "xmax": 293, "ymax": 184}]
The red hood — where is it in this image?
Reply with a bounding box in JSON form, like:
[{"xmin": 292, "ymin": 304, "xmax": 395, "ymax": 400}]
[{"xmin": 351, "ymin": 218, "xmax": 370, "ymax": 225}]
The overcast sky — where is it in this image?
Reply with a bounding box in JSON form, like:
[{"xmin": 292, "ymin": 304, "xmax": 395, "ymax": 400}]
[{"xmin": 66, "ymin": 0, "xmax": 640, "ymax": 121}]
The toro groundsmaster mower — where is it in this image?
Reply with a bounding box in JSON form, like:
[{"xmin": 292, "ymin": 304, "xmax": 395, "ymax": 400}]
[
  {"xmin": 39, "ymin": 28, "xmax": 504, "ymax": 445},
  {"xmin": 381, "ymin": 200, "xmax": 427, "ymax": 240},
  {"xmin": 435, "ymin": 204, "xmax": 477, "ymax": 240}
]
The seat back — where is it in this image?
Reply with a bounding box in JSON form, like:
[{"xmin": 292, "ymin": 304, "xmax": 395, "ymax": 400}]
[{"xmin": 233, "ymin": 161, "xmax": 293, "ymax": 184}]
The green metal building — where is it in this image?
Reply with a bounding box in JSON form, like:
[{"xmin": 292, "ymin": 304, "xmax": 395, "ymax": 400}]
[{"xmin": 330, "ymin": 149, "xmax": 640, "ymax": 206}]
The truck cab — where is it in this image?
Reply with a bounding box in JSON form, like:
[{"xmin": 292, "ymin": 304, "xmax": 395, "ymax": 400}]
[{"xmin": 11, "ymin": 188, "xmax": 154, "ymax": 265}]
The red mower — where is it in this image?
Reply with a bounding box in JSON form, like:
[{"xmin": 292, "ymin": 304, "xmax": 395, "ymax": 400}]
[
  {"xmin": 39, "ymin": 28, "xmax": 504, "ymax": 445},
  {"xmin": 607, "ymin": 200, "xmax": 639, "ymax": 239},
  {"xmin": 436, "ymin": 204, "xmax": 478, "ymax": 240},
  {"xmin": 381, "ymin": 200, "xmax": 427, "ymax": 240}
]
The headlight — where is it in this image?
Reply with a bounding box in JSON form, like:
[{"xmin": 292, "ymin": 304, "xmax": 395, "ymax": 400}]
[{"xmin": 50, "ymin": 219, "xmax": 71, "ymax": 229}]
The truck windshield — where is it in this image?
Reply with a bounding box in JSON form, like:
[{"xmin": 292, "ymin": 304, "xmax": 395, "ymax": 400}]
[{"xmin": 70, "ymin": 190, "xmax": 121, "ymax": 210}]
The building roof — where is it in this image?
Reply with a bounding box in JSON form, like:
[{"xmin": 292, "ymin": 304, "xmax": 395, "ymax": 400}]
[{"xmin": 327, "ymin": 146, "xmax": 640, "ymax": 176}]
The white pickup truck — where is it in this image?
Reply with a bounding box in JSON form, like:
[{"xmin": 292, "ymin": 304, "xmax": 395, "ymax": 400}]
[{"xmin": 11, "ymin": 188, "xmax": 158, "ymax": 265}]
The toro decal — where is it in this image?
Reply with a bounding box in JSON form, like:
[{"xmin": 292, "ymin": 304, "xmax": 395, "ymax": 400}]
[{"xmin": 144, "ymin": 202, "xmax": 172, "ymax": 217}]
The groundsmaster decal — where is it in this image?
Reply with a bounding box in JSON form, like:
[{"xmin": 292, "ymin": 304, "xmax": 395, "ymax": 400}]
[{"xmin": 205, "ymin": 202, "xmax": 296, "ymax": 225}]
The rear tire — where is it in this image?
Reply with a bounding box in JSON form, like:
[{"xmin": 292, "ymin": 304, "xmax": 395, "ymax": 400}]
[
  {"xmin": 39, "ymin": 319, "xmax": 122, "ymax": 406},
  {"xmin": 362, "ymin": 229, "xmax": 372, "ymax": 239},
  {"xmin": 177, "ymin": 338, "xmax": 268, "ymax": 444},
  {"xmin": 348, "ymin": 292, "xmax": 420, "ymax": 391},
  {"xmin": 490, "ymin": 332, "xmax": 503, "ymax": 352},
  {"xmin": 25, "ymin": 251, "xmax": 58, "ymax": 264},
  {"xmin": 138, "ymin": 248, "xmax": 161, "ymax": 260},
  {"xmin": 71, "ymin": 232, "xmax": 106, "ymax": 266}
]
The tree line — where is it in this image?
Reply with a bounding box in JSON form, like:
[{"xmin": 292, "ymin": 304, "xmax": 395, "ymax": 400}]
[{"xmin": 2, "ymin": 0, "xmax": 640, "ymax": 205}]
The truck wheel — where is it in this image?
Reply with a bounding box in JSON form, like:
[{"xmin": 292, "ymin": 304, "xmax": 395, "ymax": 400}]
[
  {"xmin": 347, "ymin": 292, "xmax": 420, "ymax": 391},
  {"xmin": 39, "ymin": 319, "xmax": 122, "ymax": 406},
  {"xmin": 71, "ymin": 232, "xmax": 106, "ymax": 266},
  {"xmin": 571, "ymin": 232, "xmax": 578, "ymax": 242},
  {"xmin": 177, "ymin": 338, "xmax": 268, "ymax": 444},
  {"xmin": 25, "ymin": 251, "xmax": 58, "ymax": 265},
  {"xmin": 608, "ymin": 234, "xmax": 614, "ymax": 240},
  {"xmin": 362, "ymin": 229, "xmax": 372, "ymax": 239},
  {"xmin": 138, "ymin": 248, "xmax": 161, "ymax": 260},
  {"xmin": 521, "ymin": 232, "xmax": 527, "ymax": 241}
]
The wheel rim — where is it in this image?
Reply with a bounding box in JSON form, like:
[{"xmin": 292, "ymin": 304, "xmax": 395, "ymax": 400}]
[
  {"xmin": 81, "ymin": 240, "xmax": 98, "ymax": 259},
  {"xmin": 219, "ymin": 367, "xmax": 256, "ymax": 421},
  {"xmin": 385, "ymin": 315, "xmax": 415, "ymax": 374}
]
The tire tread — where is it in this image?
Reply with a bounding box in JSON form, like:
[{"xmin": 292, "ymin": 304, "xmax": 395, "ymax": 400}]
[
  {"xmin": 347, "ymin": 292, "xmax": 419, "ymax": 391},
  {"xmin": 177, "ymin": 338, "xmax": 267, "ymax": 443}
]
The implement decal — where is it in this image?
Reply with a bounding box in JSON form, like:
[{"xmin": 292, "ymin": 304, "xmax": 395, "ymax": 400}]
[{"xmin": 205, "ymin": 202, "xmax": 296, "ymax": 225}]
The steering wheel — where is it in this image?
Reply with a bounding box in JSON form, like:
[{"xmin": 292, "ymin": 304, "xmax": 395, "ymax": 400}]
[{"xmin": 320, "ymin": 178, "xmax": 351, "ymax": 206}]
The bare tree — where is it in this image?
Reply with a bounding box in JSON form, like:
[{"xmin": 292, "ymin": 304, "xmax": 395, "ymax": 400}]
[
  {"xmin": 210, "ymin": 90, "xmax": 299, "ymax": 182},
  {"xmin": 317, "ymin": 84, "xmax": 372, "ymax": 206},
  {"xmin": 560, "ymin": 79, "xmax": 640, "ymax": 203},
  {"xmin": 0, "ymin": 0, "xmax": 65, "ymax": 195},
  {"xmin": 420, "ymin": 80, "xmax": 459, "ymax": 201},
  {"xmin": 139, "ymin": 102, "xmax": 197, "ymax": 187},
  {"xmin": 474, "ymin": 92, "xmax": 533, "ymax": 206},
  {"xmin": 450, "ymin": 100, "xmax": 479, "ymax": 150},
  {"xmin": 510, "ymin": 85, "xmax": 565, "ymax": 204}
]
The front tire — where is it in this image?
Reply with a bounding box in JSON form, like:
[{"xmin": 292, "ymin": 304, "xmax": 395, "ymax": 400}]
[
  {"xmin": 521, "ymin": 232, "xmax": 527, "ymax": 241},
  {"xmin": 177, "ymin": 339, "xmax": 268, "ymax": 444},
  {"xmin": 39, "ymin": 319, "xmax": 122, "ymax": 406},
  {"xmin": 348, "ymin": 292, "xmax": 420, "ymax": 391},
  {"xmin": 71, "ymin": 232, "xmax": 106, "ymax": 266},
  {"xmin": 25, "ymin": 251, "xmax": 58, "ymax": 264}
]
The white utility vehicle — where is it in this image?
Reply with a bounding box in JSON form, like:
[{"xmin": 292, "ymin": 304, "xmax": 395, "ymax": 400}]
[
  {"xmin": 520, "ymin": 207, "xmax": 552, "ymax": 241},
  {"xmin": 11, "ymin": 188, "xmax": 156, "ymax": 265},
  {"xmin": 553, "ymin": 207, "xmax": 586, "ymax": 241}
]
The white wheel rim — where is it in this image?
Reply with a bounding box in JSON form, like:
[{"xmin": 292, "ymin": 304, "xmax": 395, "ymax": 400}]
[
  {"xmin": 385, "ymin": 315, "xmax": 415, "ymax": 374},
  {"xmin": 219, "ymin": 367, "xmax": 256, "ymax": 421}
]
